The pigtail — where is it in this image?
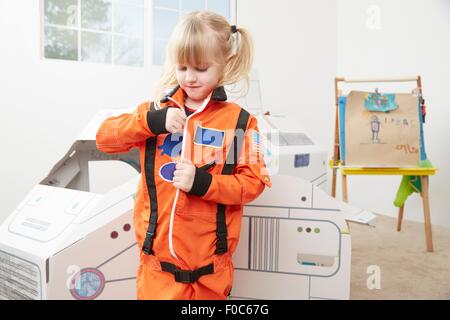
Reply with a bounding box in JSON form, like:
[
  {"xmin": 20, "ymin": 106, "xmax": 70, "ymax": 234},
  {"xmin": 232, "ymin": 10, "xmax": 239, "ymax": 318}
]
[{"xmin": 222, "ymin": 27, "xmax": 254, "ymax": 97}]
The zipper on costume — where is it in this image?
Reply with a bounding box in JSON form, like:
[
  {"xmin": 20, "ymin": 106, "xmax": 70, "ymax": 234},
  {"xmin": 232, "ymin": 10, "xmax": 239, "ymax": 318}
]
[{"xmin": 167, "ymin": 94, "xmax": 212, "ymax": 260}]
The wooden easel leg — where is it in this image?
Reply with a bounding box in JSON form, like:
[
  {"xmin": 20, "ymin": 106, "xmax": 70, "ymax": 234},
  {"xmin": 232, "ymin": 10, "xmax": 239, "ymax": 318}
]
[
  {"xmin": 421, "ymin": 176, "xmax": 434, "ymax": 252},
  {"xmin": 397, "ymin": 204, "xmax": 404, "ymax": 232},
  {"xmin": 332, "ymin": 168, "xmax": 337, "ymax": 198},
  {"xmin": 342, "ymin": 174, "xmax": 348, "ymax": 203}
]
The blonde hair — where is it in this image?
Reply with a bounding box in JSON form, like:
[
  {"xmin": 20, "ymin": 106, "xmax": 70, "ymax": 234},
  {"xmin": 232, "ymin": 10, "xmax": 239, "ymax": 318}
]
[{"xmin": 154, "ymin": 11, "xmax": 254, "ymax": 106}]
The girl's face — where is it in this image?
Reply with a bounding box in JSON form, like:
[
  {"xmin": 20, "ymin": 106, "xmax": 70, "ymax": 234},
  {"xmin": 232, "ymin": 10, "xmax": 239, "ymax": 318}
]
[{"xmin": 175, "ymin": 62, "xmax": 223, "ymax": 104}]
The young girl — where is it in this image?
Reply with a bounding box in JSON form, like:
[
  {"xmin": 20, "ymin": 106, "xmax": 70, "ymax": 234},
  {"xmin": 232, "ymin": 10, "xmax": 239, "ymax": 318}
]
[{"xmin": 96, "ymin": 11, "xmax": 271, "ymax": 300}]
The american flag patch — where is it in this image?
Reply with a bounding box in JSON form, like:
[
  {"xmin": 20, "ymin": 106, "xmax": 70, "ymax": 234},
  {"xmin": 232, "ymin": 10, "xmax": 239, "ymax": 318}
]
[{"xmin": 252, "ymin": 130, "xmax": 270, "ymax": 156}]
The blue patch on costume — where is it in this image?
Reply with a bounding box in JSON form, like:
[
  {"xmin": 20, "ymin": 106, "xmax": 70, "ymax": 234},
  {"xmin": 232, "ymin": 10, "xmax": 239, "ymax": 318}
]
[
  {"xmin": 194, "ymin": 126, "xmax": 225, "ymax": 148},
  {"xmin": 159, "ymin": 162, "xmax": 176, "ymax": 182},
  {"xmin": 158, "ymin": 133, "xmax": 183, "ymax": 158}
]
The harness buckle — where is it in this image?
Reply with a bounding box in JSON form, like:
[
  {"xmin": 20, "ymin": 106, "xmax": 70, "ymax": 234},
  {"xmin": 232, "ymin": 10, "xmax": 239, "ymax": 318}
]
[
  {"xmin": 142, "ymin": 232, "xmax": 155, "ymax": 255},
  {"xmin": 174, "ymin": 269, "xmax": 194, "ymax": 284}
]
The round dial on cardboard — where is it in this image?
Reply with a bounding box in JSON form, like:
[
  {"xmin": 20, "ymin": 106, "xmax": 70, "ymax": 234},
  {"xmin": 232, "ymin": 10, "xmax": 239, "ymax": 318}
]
[{"xmin": 70, "ymin": 268, "xmax": 105, "ymax": 300}]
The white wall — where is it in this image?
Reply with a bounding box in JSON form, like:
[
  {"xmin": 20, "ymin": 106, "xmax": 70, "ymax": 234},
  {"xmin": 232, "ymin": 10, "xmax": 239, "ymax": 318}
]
[
  {"xmin": 337, "ymin": 0, "xmax": 450, "ymax": 227},
  {"xmin": 238, "ymin": 0, "xmax": 338, "ymax": 150}
]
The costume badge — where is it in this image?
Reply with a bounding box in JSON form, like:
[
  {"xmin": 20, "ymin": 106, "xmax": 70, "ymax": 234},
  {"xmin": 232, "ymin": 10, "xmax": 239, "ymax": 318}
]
[{"xmin": 194, "ymin": 126, "xmax": 225, "ymax": 148}]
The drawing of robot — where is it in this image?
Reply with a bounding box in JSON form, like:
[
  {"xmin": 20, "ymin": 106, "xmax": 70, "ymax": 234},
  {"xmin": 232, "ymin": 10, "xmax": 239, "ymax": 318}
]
[{"xmin": 370, "ymin": 115, "xmax": 381, "ymax": 143}]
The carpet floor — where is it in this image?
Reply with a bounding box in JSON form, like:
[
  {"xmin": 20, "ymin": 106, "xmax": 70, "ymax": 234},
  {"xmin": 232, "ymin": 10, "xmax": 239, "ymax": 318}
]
[{"xmin": 349, "ymin": 214, "xmax": 450, "ymax": 299}]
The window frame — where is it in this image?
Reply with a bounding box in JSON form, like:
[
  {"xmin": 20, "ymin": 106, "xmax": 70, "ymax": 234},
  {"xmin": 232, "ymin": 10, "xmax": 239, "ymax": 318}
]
[
  {"xmin": 39, "ymin": 0, "xmax": 232, "ymax": 68},
  {"xmin": 40, "ymin": 0, "xmax": 147, "ymax": 68}
]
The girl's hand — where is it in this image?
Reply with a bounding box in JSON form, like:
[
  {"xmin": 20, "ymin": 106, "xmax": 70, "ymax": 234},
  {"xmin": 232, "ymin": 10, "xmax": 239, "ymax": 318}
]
[
  {"xmin": 165, "ymin": 108, "xmax": 186, "ymax": 134},
  {"xmin": 173, "ymin": 158, "xmax": 196, "ymax": 192}
]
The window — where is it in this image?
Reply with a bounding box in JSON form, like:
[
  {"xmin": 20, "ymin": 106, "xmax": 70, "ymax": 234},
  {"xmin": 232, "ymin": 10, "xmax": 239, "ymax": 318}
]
[
  {"xmin": 153, "ymin": 0, "xmax": 230, "ymax": 65},
  {"xmin": 42, "ymin": 0, "xmax": 145, "ymax": 67}
]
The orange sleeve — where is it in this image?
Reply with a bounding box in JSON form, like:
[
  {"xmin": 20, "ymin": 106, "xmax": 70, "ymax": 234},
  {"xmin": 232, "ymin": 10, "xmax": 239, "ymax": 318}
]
[
  {"xmin": 188, "ymin": 116, "xmax": 272, "ymax": 205},
  {"xmin": 96, "ymin": 102, "xmax": 170, "ymax": 154}
]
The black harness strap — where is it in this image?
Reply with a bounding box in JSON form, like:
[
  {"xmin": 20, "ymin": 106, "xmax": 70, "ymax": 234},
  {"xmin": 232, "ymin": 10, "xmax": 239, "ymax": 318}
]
[
  {"xmin": 143, "ymin": 105, "xmax": 250, "ymax": 285},
  {"xmin": 160, "ymin": 261, "xmax": 214, "ymax": 284},
  {"xmin": 142, "ymin": 102, "xmax": 159, "ymax": 255},
  {"xmin": 160, "ymin": 110, "xmax": 250, "ymax": 283},
  {"xmin": 215, "ymin": 108, "xmax": 250, "ymax": 255}
]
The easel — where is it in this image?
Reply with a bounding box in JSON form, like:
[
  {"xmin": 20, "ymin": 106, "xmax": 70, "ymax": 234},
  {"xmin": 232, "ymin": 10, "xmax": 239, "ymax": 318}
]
[{"xmin": 330, "ymin": 76, "xmax": 437, "ymax": 252}]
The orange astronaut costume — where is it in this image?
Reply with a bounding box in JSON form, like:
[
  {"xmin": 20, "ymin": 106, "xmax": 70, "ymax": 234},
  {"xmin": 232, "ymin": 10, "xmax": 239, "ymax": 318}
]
[{"xmin": 96, "ymin": 85, "xmax": 271, "ymax": 299}]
